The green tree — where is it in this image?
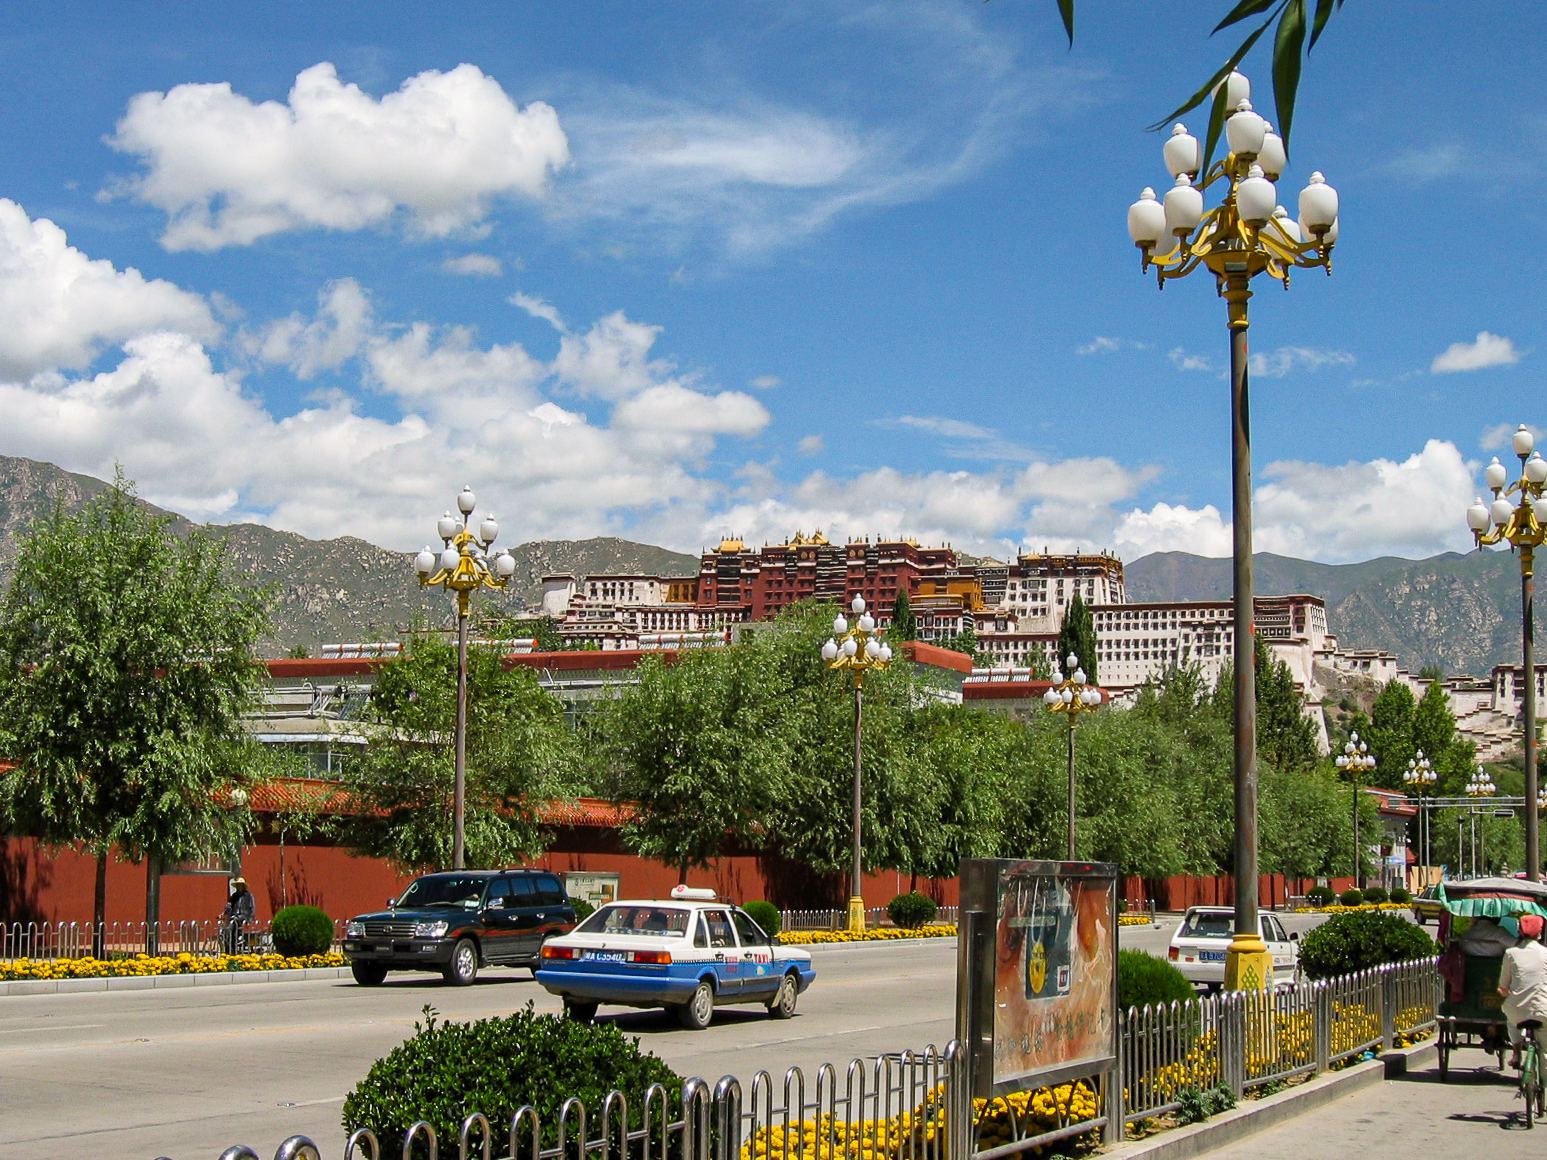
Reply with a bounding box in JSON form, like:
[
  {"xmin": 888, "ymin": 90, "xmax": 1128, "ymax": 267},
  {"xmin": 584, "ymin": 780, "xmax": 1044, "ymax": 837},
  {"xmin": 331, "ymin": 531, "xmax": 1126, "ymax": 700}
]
[
  {"xmin": 1057, "ymin": 593, "xmax": 1098, "ymax": 684},
  {"xmin": 0, "ymin": 474, "xmax": 270, "ymax": 944},
  {"xmin": 531, "ymin": 616, "xmax": 565, "ymax": 654},
  {"xmin": 1365, "ymin": 680, "xmax": 1417, "ymax": 791},
  {"xmin": 1252, "ymin": 636, "xmax": 1318, "ymax": 771},
  {"xmin": 608, "ymin": 646, "xmax": 790, "ymax": 884},
  {"xmin": 938, "ymin": 621, "xmax": 978, "ymax": 659},
  {"xmin": 344, "ymin": 633, "xmax": 579, "ymax": 871},
  {"xmin": 890, "ymin": 588, "xmax": 917, "ymax": 641}
]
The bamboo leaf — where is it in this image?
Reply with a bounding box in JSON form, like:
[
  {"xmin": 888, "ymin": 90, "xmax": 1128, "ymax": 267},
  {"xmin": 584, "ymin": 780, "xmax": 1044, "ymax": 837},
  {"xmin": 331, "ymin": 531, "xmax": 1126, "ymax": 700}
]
[
  {"xmin": 1056, "ymin": 0, "xmax": 1074, "ymax": 45},
  {"xmin": 1308, "ymin": 0, "xmax": 1340, "ymax": 50},
  {"xmin": 1199, "ymin": 79, "xmax": 1236, "ymax": 183},
  {"xmin": 1148, "ymin": 15, "xmax": 1273, "ymax": 132},
  {"xmin": 1213, "ymin": 0, "xmax": 1282, "ymax": 34},
  {"xmin": 1273, "ymin": 0, "xmax": 1307, "ymax": 152}
]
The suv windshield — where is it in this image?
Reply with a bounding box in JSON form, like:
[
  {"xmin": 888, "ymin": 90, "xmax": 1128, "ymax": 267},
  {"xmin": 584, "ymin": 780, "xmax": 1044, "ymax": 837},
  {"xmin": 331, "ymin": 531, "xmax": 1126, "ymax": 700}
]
[
  {"xmin": 1180, "ymin": 911, "xmax": 1234, "ymax": 939},
  {"xmin": 397, "ymin": 875, "xmax": 487, "ymax": 908},
  {"xmin": 577, "ymin": 905, "xmax": 691, "ymax": 938}
]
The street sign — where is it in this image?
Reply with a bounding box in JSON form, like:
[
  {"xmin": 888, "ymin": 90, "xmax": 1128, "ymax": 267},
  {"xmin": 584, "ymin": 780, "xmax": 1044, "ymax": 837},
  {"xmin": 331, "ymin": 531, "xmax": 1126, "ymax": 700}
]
[{"xmin": 1495, "ymin": 808, "xmax": 1517, "ymax": 818}]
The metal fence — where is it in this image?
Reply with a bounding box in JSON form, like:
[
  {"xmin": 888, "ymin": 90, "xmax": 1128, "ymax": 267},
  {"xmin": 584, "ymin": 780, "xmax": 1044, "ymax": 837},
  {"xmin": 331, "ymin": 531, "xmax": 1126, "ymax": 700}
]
[
  {"xmin": 1119, "ymin": 957, "xmax": 1439, "ymax": 1123},
  {"xmin": 0, "ymin": 919, "xmax": 346, "ymax": 960},
  {"xmin": 779, "ymin": 907, "xmax": 959, "ymax": 932}
]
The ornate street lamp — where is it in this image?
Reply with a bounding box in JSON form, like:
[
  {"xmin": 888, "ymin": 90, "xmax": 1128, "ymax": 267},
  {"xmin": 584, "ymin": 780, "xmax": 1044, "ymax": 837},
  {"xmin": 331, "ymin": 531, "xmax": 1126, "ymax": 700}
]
[
  {"xmin": 1335, "ymin": 732, "xmax": 1376, "ymax": 889},
  {"xmin": 1404, "ymin": 750, "xmax": 1436, "ymax": 891},
  {"xmin": 821, "ymin": 596, "xmax": 894, "ymax": 933},
  {"xmin": 1128, "ymin": 70, "xmax": 1339, "ymax": 992},
  {"xmin": 1466, "ymin": 765, "xmax": 1497, "ymax": 877},
  {"xmin": 413, "ymin": 486, "xmax": 518, "ymax": 869},
  {"xmin": 1467, "ymin": 425, "xmax": 1547, "ymax": 880},
  {"xmin": 1042, "ymin": 652, "xmax": 1104, "ymax": 860}
]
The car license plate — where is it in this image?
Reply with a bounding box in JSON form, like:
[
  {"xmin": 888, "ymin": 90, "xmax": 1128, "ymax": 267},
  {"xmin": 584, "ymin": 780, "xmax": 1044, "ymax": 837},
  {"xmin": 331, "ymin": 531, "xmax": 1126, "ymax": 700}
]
[
  {"xmin": 1201, "ymin": 950, "xmax": 1226, "ymax": 962},
  {"xmin": 587, "ymin": 951, "xmax": 630, "ymax": 962}
]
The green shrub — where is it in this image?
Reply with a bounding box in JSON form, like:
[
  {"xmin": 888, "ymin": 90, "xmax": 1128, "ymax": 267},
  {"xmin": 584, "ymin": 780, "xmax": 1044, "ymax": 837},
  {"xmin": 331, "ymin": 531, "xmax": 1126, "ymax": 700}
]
[
  {"xmin": 743, "ymin": 900, "xmax": 781, "ymax": 937},
  {"xmin": 1338, "ymin": 888, "xmax": 1365, "ymax": 907},
  {"xmin": 1118, "ymin": 950, "xmax": 1195, "ymax": 1011},
  {"xmin": 343, "ymin": 1005, "xmax": 682, "ymax": 1155},
  {"xmin": 1176, "ymin": 1083, "xmax": 1236, "ymax": 1124},
  {"xmin": 886, "ymin": 892, "xmax": 938, "ymax": 929},
  {"xmin": 1361, "ymin": 886, "xmax": 1388, "ymax": 904},
  {"xmin": 1389, "ymin": 887, "xmax": 1412, "ymax": 904},
  {"xmin": 1298, "ymin": 911, "xmax": 1438, "ymax": 980},
  {"xmin": 1306, "ymin": 886, "xmax": 1335, "ymax": 907},
  {"xmin": 571, "ymin": 898, "xmax": 594, "ymax": 923},
  {"xmin": 270, "ymin": 905, "xmax": 334, "ymax": 957}
]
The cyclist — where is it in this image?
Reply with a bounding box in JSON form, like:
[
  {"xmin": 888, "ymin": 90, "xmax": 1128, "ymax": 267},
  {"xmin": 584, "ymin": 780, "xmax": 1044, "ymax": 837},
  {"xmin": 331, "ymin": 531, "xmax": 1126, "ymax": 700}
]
[
  {"xmin": 1499, "ymin": 912, "xmax": 1547, "ymax": 1070},
  {"xmin": 221, "ymin": 877, "xmax": 256, "ymax": 954}
]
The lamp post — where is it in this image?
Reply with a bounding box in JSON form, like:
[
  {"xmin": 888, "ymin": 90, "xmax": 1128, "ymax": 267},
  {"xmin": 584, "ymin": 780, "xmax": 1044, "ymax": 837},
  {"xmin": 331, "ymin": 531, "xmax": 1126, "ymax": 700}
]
[
  {"xmin": 1335, "ymin": 732, "xmax": 1376, "ymax": 890},
  {"xmin": 1042, "ymin": 652, "xmax": 1104, "ymax": 860},
  {"xmin": 1404, "ymin": 750, "xmax": 1436, "ymax": 891},
  {"xmin": 413, "ymin": 487, "xmax": 518, "ymax": 870},
  {"xmin": 1128, "ymin": 70, "xmax": 1339, "ymax": 992},
  {"xmin": 821, "ymin": 597, "xmax": 894, "ymax": 933},
  {"xmin": 1466, "ymin": 765, "xmax": 1497, "ymax": 877},
  {"xmin": 1467, "ymin": 425, "xmax": 1547, "ymax": 880}
]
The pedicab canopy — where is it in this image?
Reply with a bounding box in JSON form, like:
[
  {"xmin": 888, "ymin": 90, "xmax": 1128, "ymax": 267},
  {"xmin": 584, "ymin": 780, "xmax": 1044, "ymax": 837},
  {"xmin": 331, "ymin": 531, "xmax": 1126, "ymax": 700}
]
[{"xmin": 1439, "ymin": 877, "xmax": 1547, "ymax": 921}]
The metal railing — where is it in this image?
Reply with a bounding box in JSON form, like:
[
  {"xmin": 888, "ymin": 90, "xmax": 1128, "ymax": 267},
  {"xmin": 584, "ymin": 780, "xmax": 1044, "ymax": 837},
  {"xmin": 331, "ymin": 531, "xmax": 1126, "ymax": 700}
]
[
  {"xmin": 778, "ymin": 907, "xmax": 959, "ymax": 932},
  {"xmin": 1119, "ymin": 957, "xmax": 1439, "ymax": 1123},
  {"xmin": 174, "ymin": 958, "xmax": 1441, "ymax": 1160},
  {"xmin": 192, "ymin": 1044, "xmax": 964, "ymax": 1160},
  {"xmin": 0, "ymin": 919, "xmax": 346, "ymax": 960}
]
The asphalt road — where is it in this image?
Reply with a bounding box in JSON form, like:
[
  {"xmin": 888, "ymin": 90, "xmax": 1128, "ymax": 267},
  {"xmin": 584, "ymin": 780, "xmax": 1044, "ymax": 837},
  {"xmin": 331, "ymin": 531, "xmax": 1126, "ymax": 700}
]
[
  {"xmin": 0, "ymin": 912, "xmax": 1424, "ymax": 1160},
  {"xmin": 0, "ymin": 939, "xmax": 960, "ymax": 1160}
]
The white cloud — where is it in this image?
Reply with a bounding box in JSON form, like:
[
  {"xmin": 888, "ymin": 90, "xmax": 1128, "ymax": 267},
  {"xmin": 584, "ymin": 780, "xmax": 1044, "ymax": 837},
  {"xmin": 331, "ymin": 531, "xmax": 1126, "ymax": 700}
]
[
  {"xmin": 509, "ymin": 292, "xmax": 566, "ymax": 331},
  {"xmin": 1482, "ymin": 422, "xmax": 1545, "ymax": 451},
  {"xmin": 1432, "ymin": 331, "xmax": 1523, "ymax": 374},
  {"xmin": 798, "ymin": 434, "xmax": 824, "ymax": 456},
  {"xmin": 1113, "ymin": 503, "xmax": 1232, "ymax": 558},
  {"xmin": 1076, "ymin": 337, "xmax": 1149, "ymax": 356},
  {"xmin": 884, "ymin": 414, "xmax": 996, "ymax": 440},
  {"xmin": 1248, "ymin": 346, "xmax": 1356, "ymax": 378},
  {"xmin": 442, "ymin": 253, "xmax": 503, "ymax": 277},
  {"xmin": 109, "ymin": 62, "xmax": 570, "ymax": 250},
  {"xmin": 750, "ymin": 375, "xmax": 781, "ymax": 389},
  {"xmin": 1169, "ymin": 347, "xmax": 1215, "ymax": 373},
  {"xmin": 248, "ymin": 278, "xmax": 373, "ymax": 377},
  {"xmin": 0, "ymin": 200, "xmax": 216, "ymax": 378},
  {"xmin": 552, "ymin": 311, "xmax": 669, "ymax": 400}
]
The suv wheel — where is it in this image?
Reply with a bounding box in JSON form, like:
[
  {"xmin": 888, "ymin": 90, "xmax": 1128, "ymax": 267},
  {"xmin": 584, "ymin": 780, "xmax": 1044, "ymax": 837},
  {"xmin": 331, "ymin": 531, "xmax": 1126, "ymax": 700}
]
[
  {"xmin": 677, "ymin": 980, "xmax": 715, "ymax": 1030},
  {"xmin": 766, "ymin": 973, "xmax": 798, "ymax": 1019},
  {"xmin": 351, "ymin": 962, "xmax": 388, "ymax": 987},
  {"xmin": 442, "ymin": 938, "xmax": 479, "ymax": 986}
]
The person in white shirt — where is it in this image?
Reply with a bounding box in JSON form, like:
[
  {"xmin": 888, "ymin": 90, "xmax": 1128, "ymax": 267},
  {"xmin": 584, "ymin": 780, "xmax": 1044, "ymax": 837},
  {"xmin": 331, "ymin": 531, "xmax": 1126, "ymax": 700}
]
[{"xmin": 1499, "ymin": 912, "xmax": 1547, "ymax": 1069}]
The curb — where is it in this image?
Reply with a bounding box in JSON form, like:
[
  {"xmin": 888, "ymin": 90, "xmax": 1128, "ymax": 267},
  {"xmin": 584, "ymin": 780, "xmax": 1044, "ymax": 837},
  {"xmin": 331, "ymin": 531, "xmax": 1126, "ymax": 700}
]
[
  {"xmin": 0, "ymin": 965, "xmax": 353, "ymax": 996},
  {"xmin": 1100, "ymin": 1040, "xmax": 1436, "ymax": 1160},
  {"xmin": 790, "ymin": 936, "xmax": 959, "ymax": 951}
]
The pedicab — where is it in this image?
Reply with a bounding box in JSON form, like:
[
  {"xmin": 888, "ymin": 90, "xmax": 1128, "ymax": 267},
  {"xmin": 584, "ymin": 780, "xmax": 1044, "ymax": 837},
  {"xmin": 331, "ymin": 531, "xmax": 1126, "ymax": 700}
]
[{"xmin": 1435, "ymin": 876, "xmax": 1547, "ymax": 1080}]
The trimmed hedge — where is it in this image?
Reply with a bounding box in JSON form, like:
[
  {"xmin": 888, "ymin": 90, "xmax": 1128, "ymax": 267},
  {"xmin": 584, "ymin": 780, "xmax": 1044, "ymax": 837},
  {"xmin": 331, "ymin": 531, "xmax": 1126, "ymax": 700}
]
[
  {"xmin": 270, "ymin": 905, "xmax": 334, "ymax": 957},
  {"xmin": 1306, "ymin": 885, "xmax": 1335, "ymax": 907},
  {"xmin": 1338, "ymin": 888, "xmax": 1365, "ymax": 907},
  {"xmin": 887, "ymin": 892, "xmax": 938, "ymax": 929},
  {"xmin": 1118, "ymin": 949, "xmax": 1195, "ymax": 1010},
  {"xmin": 1389, "ymin": 887, "xmax": 1412, "ymax": 904},
  {"xmin": 743, "ymin": 900, "xmax": 781, "ymax": 937},
  {"xmin": 1298, "ymin": 910, "xmax": 1438, "ymax": 980},
  {"xmin": 1361, "ymin": 886, "xmax": 1389, "ymax": 905},
  {"xmin": 343, "ymin": 1005, "xmax": 682, "ymax": 1156}
]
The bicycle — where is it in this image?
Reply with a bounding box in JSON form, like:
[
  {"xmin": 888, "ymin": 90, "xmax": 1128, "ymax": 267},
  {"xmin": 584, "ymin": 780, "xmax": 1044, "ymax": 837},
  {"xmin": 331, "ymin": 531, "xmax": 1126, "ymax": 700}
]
[{"xmin": 1517, "ymin": 1019, "xmax": 1545, "ymax": 1129}]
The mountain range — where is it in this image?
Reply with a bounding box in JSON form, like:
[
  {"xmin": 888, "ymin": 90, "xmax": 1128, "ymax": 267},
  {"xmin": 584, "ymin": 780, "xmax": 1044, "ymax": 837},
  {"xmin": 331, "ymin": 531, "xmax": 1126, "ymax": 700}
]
[{"xmin": 0, "ymin": 456, "xmax": 1530, "ymax": 672}]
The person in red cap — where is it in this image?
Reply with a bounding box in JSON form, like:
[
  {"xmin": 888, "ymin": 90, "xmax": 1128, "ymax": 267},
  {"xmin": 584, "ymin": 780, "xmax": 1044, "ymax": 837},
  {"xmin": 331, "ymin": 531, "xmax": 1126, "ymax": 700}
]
[{"xmin": 1500, "ymin": 912, "xmax": 1547, "ymax": 1069}]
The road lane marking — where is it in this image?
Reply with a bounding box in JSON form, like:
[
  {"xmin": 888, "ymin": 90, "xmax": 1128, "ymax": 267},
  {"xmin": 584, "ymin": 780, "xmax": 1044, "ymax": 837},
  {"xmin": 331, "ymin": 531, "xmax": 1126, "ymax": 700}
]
[{"xmin": 0, "ymin": 1023, "xmax": 104, "ymax": 1034}]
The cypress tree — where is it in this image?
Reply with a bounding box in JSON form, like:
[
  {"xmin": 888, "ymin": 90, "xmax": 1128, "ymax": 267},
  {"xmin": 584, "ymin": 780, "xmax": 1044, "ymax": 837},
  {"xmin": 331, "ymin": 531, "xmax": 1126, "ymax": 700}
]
[
  {"xmin": 891, "ymin": 588, "xmax": 917, "ymax": 641},
  {"xmin": 1057, "ymin": 593, "xmax": 1098, "ymax": 683}
]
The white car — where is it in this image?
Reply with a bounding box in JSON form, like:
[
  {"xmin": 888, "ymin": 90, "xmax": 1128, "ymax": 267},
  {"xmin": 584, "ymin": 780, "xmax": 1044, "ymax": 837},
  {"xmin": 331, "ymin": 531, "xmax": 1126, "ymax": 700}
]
[
  {"xmin": 1166, "ymin": 906, "xmax": 1300, "ymax": 988},
  {"xmin": 535, "ymin": 886, "xmax": 816, "ymax": 1030}
]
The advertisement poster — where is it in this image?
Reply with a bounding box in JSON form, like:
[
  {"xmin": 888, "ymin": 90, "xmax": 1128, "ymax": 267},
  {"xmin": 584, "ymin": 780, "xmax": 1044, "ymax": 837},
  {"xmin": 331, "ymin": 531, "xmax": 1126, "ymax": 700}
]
[{"xmin": 990, "ymin": 863, "xmax": 1115, "ymax": 1086}]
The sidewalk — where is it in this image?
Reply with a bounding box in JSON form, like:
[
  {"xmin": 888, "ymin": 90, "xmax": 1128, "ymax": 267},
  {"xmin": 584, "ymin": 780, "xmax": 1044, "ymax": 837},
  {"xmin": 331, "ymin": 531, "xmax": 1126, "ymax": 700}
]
[{"xmin": 1200, "ymin": 1051, "xmax": 1544, "ymax": 1159}]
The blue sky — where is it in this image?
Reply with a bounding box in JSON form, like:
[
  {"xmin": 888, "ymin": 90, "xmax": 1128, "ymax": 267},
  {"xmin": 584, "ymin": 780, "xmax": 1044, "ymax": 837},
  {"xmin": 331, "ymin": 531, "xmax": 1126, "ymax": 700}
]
[{"xmin": 0, "ymin": 1, "xmax": 1536, "ymax": 563}]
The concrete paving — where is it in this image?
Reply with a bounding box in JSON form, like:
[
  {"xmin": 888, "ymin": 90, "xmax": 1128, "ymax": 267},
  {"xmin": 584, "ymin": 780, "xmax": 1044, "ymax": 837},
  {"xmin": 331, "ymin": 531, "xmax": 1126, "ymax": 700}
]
[{"xmin": 1203, "ymin": 1051, "xmax": 1547, "ymax": 1159}]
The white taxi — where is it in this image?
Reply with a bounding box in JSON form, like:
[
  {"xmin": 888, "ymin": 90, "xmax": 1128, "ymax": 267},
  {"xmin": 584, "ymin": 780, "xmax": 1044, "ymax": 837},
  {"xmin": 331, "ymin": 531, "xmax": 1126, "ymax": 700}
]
[
  {"xmin": 1166, "ymin": 906, "xmax": 1300, "ymax": 988},
  {"xmin": 535, "ymin": 886, "xmax": 816, "ymax": 1030}
]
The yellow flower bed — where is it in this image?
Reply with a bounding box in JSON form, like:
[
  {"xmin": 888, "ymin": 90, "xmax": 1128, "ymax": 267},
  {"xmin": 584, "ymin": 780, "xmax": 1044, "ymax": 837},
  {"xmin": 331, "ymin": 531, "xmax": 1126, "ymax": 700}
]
[
  {"xmin": 1119, "ymin": 915, "xmax": 1153, "ymax": 927},
  {"xmin": 1292, "ymin": 903, "xmax": 1413, "ymax": 914},
  {"xmin": 0, "ymin": 950, "xmax": 346, "ymax": 981},
  {"xmin": 741, "ymin": 1080, "xmax": 1100, "ymax": 1160},
  {"xmin": 778, "ymin": 925, "xmax": 956, "ymax": 945}
]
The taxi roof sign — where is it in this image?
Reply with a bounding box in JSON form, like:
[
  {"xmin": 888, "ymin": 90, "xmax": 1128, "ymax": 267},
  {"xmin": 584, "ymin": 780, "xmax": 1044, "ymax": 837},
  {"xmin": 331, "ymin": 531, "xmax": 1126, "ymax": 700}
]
[{"xmin": 670, "ymin": 885, "xmax": 718, "ymax": 901}]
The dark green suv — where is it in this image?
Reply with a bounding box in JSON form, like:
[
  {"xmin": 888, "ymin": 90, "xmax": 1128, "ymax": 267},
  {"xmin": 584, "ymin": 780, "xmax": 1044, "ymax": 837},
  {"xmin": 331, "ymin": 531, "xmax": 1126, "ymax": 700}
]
[{"xmin": 343, "ymin": 869, "xmax": 577, "ymax": 986}]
